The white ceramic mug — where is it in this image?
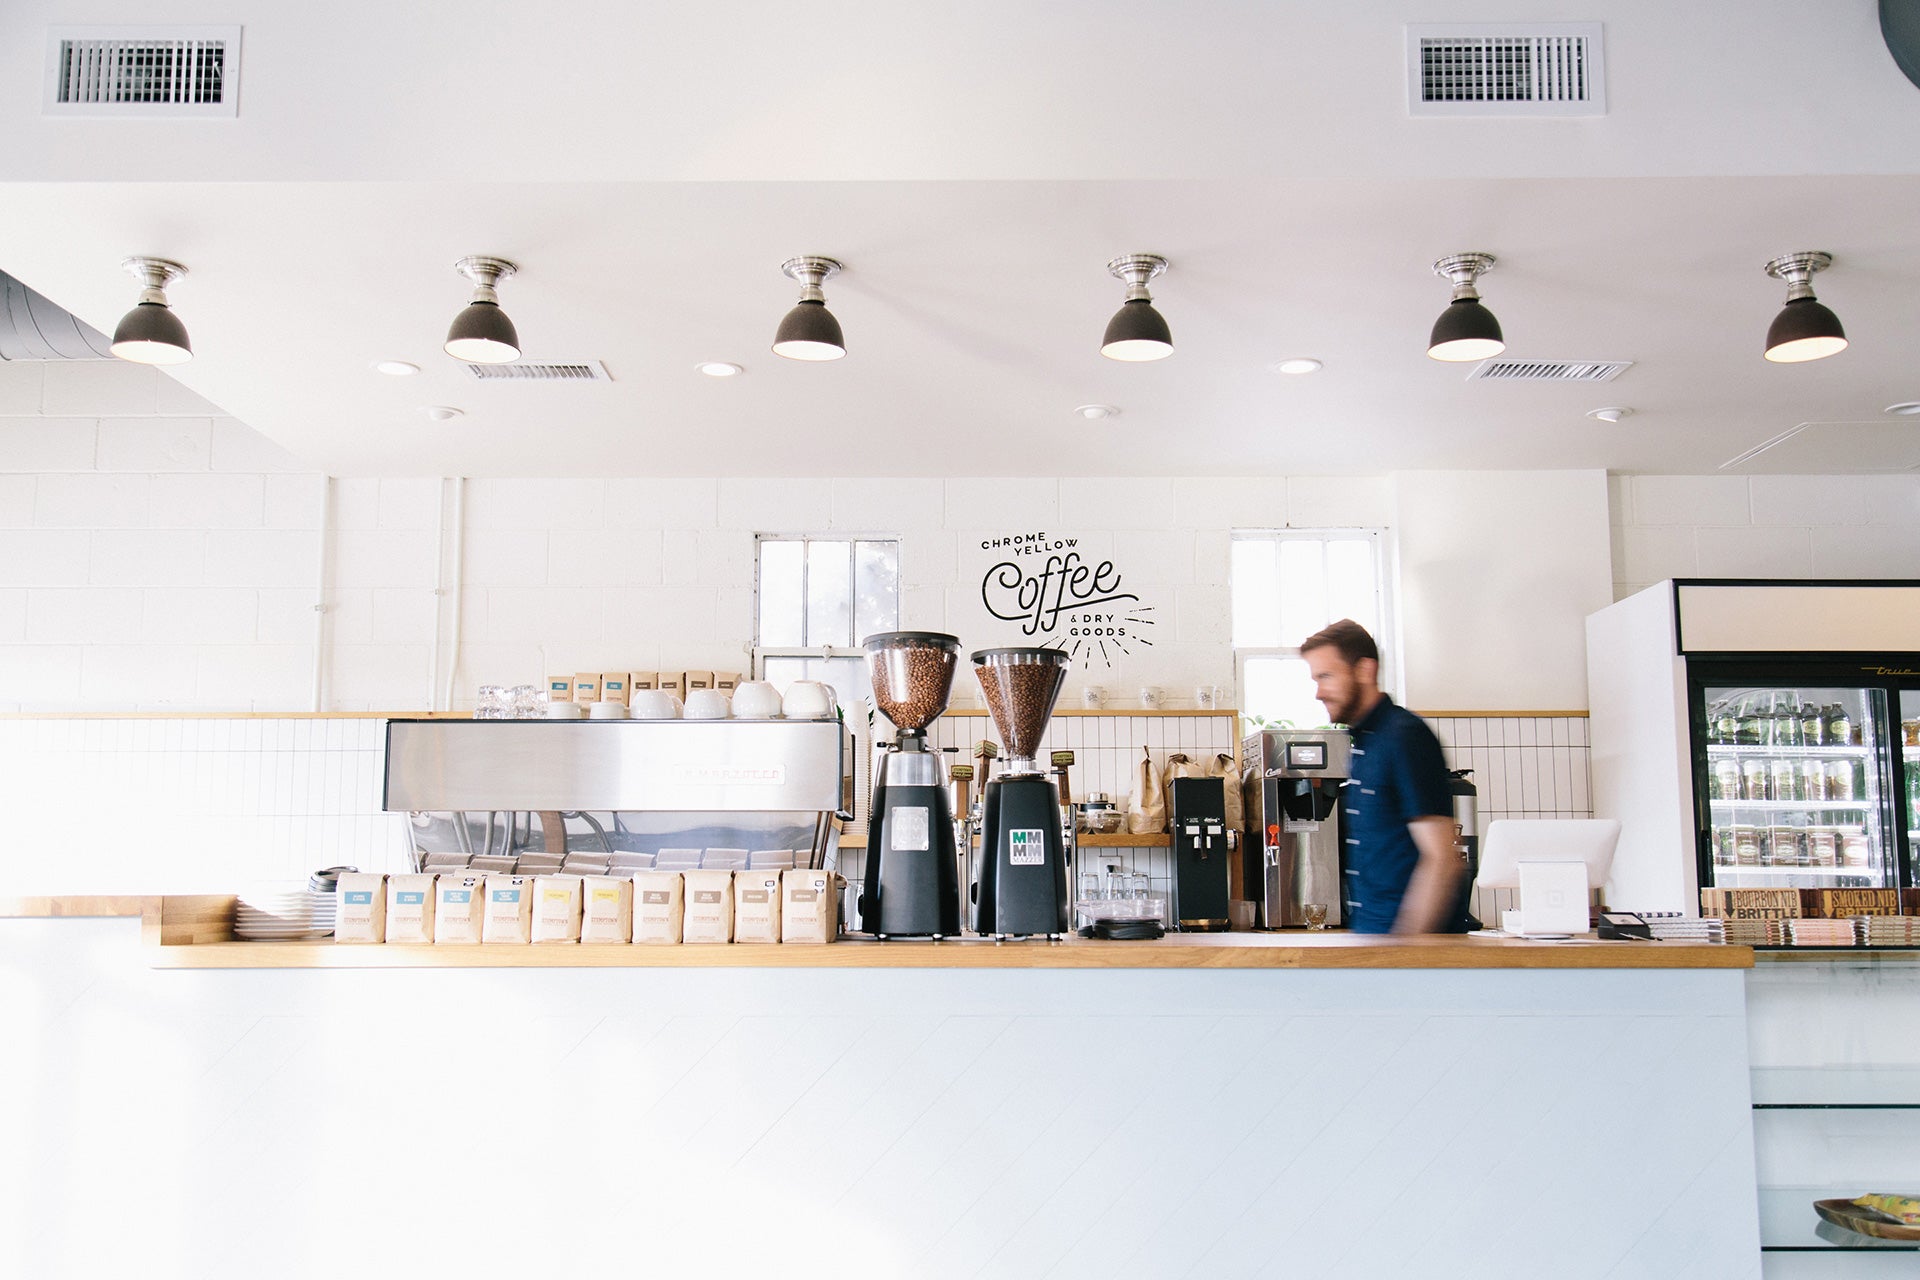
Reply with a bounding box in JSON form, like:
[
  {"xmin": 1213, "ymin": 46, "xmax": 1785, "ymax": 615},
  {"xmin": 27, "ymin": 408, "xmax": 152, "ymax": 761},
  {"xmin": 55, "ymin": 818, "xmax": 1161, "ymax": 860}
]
[
  {"xmin": 1138, "ymin": 686, "xmax": 1162, "ymax": 709},
  {"xmin": 542, "ymin": 700, "xmax": 586, "ymax": 720},
  {"xmin": 587, "ymin": 700, "xmax": 629, "ymax": 720},
  {"xmin": 782, "ymin": 680, "xmax": 837, "ymax": 719},
  {"xmin": 1195, "ymin": 685, "xmax": 1221, "ymax": 710},
  {"xmin": 1081, "ymin": 686, "xmax": 1106, "ymax": 709}
]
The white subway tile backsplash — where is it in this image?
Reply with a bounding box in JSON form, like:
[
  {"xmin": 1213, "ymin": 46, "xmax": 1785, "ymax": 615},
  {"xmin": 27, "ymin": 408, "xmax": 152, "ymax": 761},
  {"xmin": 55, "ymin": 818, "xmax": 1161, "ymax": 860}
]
[
  {"xmin": 33, "ymin": 473, "xmax": 149, "ymax": 527},
  {"xmin": 94, "ymin": 418, "xmax": 212, "ymax": 472},
  {"xmin": 0, "ymin": 420, "xmax": 95, "ymax": 473},
  {"xmin": 148, "ymin": 474, "xmax": 265, "ymax": 529},
  {"xmin": 41, "ymin": 361, "xmax": 156, "ymax": 417},
  {"xmin": 0, "ymin": 530, "xmax": 93, "ymax": 585}
]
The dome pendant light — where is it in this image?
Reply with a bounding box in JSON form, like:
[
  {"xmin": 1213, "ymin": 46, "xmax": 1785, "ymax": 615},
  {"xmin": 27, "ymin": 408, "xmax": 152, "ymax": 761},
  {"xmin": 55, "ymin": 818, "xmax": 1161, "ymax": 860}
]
[
  {"xmin": 1427, "ymin": 253, "xmax": 1504, "ymax": 362},
  {"xmin": 1763, "ymin": 251, "xmax": 1847, "ymax": 363},
  {"xmin": 772, "ymin": 256, "xmax": 846, "ymax": 361},
  {"xmin": 444, "ymin": 256, "xmax": 521, "ymax": 364},
  {"xmin": 1100, "ymin": 253, "xmax": 1173, "ymax": 361},
  {"xmin": 109, "ymin": 257, "xmax": 193, "ymax": 366}
]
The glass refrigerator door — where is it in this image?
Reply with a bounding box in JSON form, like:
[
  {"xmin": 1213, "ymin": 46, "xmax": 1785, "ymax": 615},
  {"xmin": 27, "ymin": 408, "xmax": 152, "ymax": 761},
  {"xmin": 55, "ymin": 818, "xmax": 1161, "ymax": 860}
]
[
  {"xmin": 1901, "ymin": 691, "xmax": 1920, "ymax": 882},
  {"xmin": 1700, "ymin": 684, "xmax": 1895, "ymax": 888}
]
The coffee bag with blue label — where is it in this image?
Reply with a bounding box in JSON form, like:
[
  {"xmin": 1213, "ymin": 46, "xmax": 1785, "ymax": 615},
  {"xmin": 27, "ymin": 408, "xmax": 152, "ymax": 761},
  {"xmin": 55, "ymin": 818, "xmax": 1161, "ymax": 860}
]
[
  {"xmin": 334, "ymin": 872, "xmax": 386, "ymax": 943},
  {"xmin": 434, "ymin": 876, "xmax": 487, "ymax": 944},
  {"xmin": 482, "ymin": 875, "xmax": 535, "ymax": 944},
  {"xmin": 384, "ymin": 873, "xmax": 437, "ymax": 944}
]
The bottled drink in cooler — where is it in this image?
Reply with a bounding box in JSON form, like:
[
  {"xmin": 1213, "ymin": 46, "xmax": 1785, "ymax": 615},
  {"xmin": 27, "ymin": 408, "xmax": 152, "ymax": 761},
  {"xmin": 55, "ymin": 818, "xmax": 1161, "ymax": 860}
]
[
  {"xmin": 1772, "ymin": 697, "xmax": 1802, "ymax": 747},
  {"xmin": 1800, "ymin": 703, "xmax": 1826, "ymax": 746}
]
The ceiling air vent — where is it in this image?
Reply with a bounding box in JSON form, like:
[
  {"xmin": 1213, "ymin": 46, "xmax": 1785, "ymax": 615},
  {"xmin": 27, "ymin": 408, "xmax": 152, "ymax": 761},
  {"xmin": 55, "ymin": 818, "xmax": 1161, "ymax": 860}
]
[
  {"xmin": 465, "ymin": 361, "xmax": 613, "ymax": 383},
  {"xmin": 44, "ymin": 26, "xmax": 241, "ymax": 118},
  {"xmin": 1407, "ymin": 23, "xmax": 1605, "ymax": 117},
  {"xmin": 1467, "ymin": 359, "xmax": 1631, "ymax": 383}
]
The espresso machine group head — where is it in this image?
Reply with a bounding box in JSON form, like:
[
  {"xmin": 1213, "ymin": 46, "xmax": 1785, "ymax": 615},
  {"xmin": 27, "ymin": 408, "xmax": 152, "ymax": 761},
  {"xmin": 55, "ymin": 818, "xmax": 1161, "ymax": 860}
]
[
  {"xmin": 862, "ymin": 631, "xmax": 964, "ymax": 938},
  {"xmin": 970, "ymin": 646, "xmax": 1073, "ymax": 938}
]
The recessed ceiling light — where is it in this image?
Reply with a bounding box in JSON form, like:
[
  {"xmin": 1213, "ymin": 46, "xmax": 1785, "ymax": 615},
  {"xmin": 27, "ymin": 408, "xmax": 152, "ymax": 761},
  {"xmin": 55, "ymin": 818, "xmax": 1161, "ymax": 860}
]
[
  {"xmin": 1272, "ymin": 358, "xmax": 1323, "ymax": 375},
  {"xmin": 697, "ymin": 361, "xmax": 743, "ymax": 378},
  {"xmin": 423, "ymin": 406, "xmax": 464, "ymax": 422},
  {"xmin": 1586, "ymin": 406, "xmax": 1633, "ymax": 424},
  {"xmin": 1075, "ymin": 404, "xmax": 1121, "ymax": 420},
  {"xmin": 374, "ymin": 360, "xmax": 420, "ymax": 376},
  {"xmin": 1884, "ymin": 402, "xmax": 1920, "ymax": 416}
]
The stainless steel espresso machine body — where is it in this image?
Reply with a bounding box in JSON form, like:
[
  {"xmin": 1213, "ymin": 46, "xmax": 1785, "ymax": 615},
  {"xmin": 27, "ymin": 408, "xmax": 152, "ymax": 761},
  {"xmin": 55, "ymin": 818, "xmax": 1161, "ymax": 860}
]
[
  {"xmin": 862, "ymin": 631, "xmax": 964, "ymax": 939},
  {"xmin": 971, "ymin": 647, "xmax": 1073, "ymax": 938},
  {"xmin": 1243, "ymin": 728, "xmax": 1352, "ymax": 928}
]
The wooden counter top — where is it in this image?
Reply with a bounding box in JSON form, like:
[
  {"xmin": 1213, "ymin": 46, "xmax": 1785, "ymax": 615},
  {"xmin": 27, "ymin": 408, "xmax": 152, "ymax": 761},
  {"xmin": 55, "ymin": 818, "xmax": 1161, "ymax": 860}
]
[{"xmin": 3, "ymin": 895, "xmax": 1750, "ymax": 970}]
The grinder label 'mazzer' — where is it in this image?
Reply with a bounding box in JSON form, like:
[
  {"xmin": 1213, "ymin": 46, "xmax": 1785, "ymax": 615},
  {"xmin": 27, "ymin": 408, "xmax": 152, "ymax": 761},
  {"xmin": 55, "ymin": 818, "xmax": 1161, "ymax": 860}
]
[{"xmin": 1009, "ymin": 829, "xmax": 1046, "ymax": 865}]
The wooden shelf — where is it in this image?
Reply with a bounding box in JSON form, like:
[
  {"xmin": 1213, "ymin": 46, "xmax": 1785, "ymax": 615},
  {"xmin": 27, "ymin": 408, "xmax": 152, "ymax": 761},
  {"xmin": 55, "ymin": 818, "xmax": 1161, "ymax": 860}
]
[{"xmin": 836, "ymin": 831, "xmax": 1171, "ymax": 850}]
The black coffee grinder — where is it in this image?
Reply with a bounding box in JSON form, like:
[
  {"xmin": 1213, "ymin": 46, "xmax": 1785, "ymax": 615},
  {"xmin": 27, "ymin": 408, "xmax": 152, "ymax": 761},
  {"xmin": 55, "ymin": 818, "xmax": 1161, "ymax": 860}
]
[
  {"xmin": 862, "ymin": 631, "xmax": 963, "ymax": 939},
  {"xmin": 971, "ymin": 647, "xmax": 1072, "ymax": 938}
]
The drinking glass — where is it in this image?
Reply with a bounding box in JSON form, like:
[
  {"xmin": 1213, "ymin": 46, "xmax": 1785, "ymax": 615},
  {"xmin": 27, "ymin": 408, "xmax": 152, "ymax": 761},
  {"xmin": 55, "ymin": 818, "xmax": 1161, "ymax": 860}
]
[
  {"xmin": 509, "ymin": 684, "xmax": 542, "ymax": 718},
  {"xmin": 1303, "ymin": 902, "xmax": 1330, "ymax": 930},
  {"xmin": 475, "ymin": 684, "xmax": 508, "ymax": 719}
]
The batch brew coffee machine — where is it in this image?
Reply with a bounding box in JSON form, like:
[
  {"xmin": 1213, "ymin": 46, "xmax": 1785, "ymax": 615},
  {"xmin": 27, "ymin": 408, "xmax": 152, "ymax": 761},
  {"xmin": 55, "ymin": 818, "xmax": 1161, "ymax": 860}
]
[
  {"xmin": 971, "ymin": 647, "xmax": 1074, "ymax": 938},
  {"xmin": 861, "ymin": 632, "xmax": 964, "ymax": 938},
  {"xmin": 1243, "ymin": 728, "xmax": 1353, "ymax": 928},
  {"xmin": 1169, "ymin": 776, "xmax": 1233, "ymax": 931}
]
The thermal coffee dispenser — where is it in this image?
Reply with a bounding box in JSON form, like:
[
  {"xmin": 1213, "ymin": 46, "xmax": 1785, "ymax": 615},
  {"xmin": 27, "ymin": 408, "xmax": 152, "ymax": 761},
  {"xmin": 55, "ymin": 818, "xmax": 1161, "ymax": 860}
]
[
  {"xmin": 1242, "ymin": 728, "xmax": 1352, "ymax": 928},
  {"xmin": 1169, "ymin": 776, "xmax": 1232, "ymax": 931}
]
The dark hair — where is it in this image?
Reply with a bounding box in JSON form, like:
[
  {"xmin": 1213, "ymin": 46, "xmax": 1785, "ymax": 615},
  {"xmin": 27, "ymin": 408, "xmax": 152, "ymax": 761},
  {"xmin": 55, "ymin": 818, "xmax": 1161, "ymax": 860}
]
[{"xmin": 1299, "ymin": 618, "xmax": 1378, "ymax": 668}]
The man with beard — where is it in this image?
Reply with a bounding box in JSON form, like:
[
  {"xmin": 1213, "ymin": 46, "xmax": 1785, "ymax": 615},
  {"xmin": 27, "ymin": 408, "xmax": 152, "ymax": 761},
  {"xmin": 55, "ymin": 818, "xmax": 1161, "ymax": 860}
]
[{"xmin": 1300, "ymin": 618, "xmax": 1466, "ymax": 934}]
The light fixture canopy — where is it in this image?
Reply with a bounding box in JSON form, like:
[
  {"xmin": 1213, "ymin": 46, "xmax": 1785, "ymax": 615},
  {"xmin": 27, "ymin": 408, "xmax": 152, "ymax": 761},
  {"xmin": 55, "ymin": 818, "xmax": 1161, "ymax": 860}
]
[
  {"xmin": 1884, "ymin": 401, "xmax": 1920, "ymax": 417},
  {"xmin": 1763, "ymin": 251, "xmax": 1846, "ymax": 363},
  {"xmin": 1427, "ymin": 253, "xmax": 1504, "ymax": 363},
  {"xmin": 444, "ymin": 256, "xmax": 521, "ymax": 364},
  {"xmin": 1586, "ymin": 406, "xmax": 1633, "ymax": 424},
  {"xmin": 772, "ymin": 256, "xmax": 846, "ymax": 361},
  {"xmin": 1101, "ymin": 254, "xmax": 1173, "ymax": 361},
  {"xmin": 1075, "ymin": 404, "xmax": 1120, "ymax": 420},
  {"xmin": 110, "ymin": 257, "xmax": 192, "ymax": 366},
  {"xmin": 696, "ymin": 361, "xmax": 744, "ymax": 378},
  {"xmin": 1273, "ymin": 357, "xmax": 1323, "ymax": 375}
]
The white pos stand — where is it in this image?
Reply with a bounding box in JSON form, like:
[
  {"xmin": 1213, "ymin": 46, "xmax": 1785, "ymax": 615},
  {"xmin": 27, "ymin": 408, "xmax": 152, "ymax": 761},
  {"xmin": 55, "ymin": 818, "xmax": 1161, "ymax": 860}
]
[{"xmin": 1474, "ymin": 819, "xmax": 1623, "ymax": 938}]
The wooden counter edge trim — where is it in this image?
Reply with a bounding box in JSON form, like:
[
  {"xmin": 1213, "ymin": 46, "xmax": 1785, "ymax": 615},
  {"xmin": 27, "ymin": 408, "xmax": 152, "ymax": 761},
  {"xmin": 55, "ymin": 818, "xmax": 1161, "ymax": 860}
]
[
  {"xmin": 141, "ymin": 938, "xmax": 1753, "ymax": 971},
  {"xmin": 0, "ymin": 894, "xmax": 151, "ymax": 918}
]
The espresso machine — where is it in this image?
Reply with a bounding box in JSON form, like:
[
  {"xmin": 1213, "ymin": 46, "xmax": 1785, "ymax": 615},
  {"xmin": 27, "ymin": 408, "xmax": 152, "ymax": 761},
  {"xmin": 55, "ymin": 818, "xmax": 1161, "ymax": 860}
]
[
  {"xmin": 971, "ymin": 647, "xmax": 1072, "ymax": 938},
  {"xmin": 862, "ymin": 631, "xmax": 963, "ymax": 939},
  {"xmin": 1242, "ymin": 728, "xmax": 1352, "ymax": 928}
]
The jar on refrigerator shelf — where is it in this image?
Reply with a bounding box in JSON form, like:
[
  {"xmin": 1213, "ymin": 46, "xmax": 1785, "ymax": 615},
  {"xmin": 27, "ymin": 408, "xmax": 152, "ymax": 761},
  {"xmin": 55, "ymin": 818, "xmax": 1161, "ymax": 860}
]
[
  {"xmin": 1742, "ymin": 759, "xmax": 1772, "ymax": 801},
  {"xmin": 1825, "ymin": 758, "xmax": 1859, "ymax": 802},
  {"xmin": 1733, "ymin": 826, "xmax": 1763, "ymax": 866},
  {"xmin": 1839, "ymin": 828, "xmax": 1870, "ymax": 868},
  {"xmin": 1711, "ymin": 758, "xmax": 1741, "ymax": 801},
  {"xmin": 1712, "ymin": 828, "xmax": 1734, "ymax": 866},
  {"xmin": 1798, "ymin": 759, "xmax": 1826, "ymax": 806},
  {"xmin": 1805, "ymin": 827, "xmax": 1839, "ymax": 867},
  {"xmin": 1770, "ymin": 758, "xmax": 1800, "ymax": 803},
  {"xmin": 1904, "ymin": 718, "xmax": 1920, "ymax": 749}
]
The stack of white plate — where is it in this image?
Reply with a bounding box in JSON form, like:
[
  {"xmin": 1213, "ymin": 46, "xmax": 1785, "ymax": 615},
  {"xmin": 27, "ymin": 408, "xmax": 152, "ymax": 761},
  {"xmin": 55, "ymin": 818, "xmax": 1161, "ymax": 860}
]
[{"xmin": 234, "ymin": 885, "xmax": 336, "ymax": 941}]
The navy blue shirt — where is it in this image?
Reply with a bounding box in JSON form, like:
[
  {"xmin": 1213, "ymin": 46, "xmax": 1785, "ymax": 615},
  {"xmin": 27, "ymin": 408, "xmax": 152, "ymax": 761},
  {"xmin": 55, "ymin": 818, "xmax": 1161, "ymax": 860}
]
[{"xmin": 1342, "ymin": 694, "xmax": 1458, "ymax": 934}]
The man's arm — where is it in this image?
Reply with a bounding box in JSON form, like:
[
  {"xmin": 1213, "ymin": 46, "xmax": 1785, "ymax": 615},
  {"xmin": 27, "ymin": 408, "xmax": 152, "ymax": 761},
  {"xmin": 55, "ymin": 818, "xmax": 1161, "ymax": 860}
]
[{"xmin": 1392, "ymin": 814, "xmax": 1463, "ymax": 934}]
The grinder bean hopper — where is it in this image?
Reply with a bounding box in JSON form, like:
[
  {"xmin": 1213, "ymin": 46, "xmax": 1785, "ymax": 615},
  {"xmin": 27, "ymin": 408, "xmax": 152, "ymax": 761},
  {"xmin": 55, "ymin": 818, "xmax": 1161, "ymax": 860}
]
[
  {"xmin": 862, "ymin": 631, "xmax": 963, "ymax": 938},
  {"xmin": 971, "ymin": 646, "xmax": 1073, "ymax": 937}
]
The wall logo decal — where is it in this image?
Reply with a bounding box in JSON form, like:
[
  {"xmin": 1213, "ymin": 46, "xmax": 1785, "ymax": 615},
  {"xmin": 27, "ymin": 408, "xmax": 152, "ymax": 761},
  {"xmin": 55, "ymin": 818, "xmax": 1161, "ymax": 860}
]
[{"xmin": 975, "ymin": 530, "xmax": 1157, "ymax": 668}]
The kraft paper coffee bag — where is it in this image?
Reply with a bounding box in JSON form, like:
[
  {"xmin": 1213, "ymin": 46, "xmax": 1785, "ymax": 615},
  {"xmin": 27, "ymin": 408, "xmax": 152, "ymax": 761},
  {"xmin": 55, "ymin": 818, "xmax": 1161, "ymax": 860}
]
[
  {"xmin": 681, "ymin": 869, "xmax": 734, "ymax": 943},
  {"xmin": 530, "ymin": 875, "xmax": 584, "ymax": 944},
  {"xmin": 632, "ymin": 871, "xmax": 685, "ymax": 945},
  {"xmin": 384, "ymin": 873, "xmax": 437, "ymax": 944},
  {"xmin": 334, "ymin": 872, "xmax": 386, "ymax": 943},
  {"xmin": 579, "ymin": 876, "xmax": 633, "ymax": 944},
  {"xmin": 733, "ymin": 870, "xmax": 783, "ymax": 944},
  {"xmin": 781, "ymin": 869, "xmax": 842, "ymax": 944},
  {"xmin": 434, "ymin": 876, "xmax": 487, "ymax": 944},
  {"xmin": 482, "ymin": 875, "xmax": 535, "ymax": 944}
]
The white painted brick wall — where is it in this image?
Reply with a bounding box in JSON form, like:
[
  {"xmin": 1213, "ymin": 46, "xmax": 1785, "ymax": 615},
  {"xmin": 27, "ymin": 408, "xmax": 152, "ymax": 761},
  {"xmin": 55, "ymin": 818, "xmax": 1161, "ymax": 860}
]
[{"xmin": 1610, "ymin": 473, "xmax": 1920, "ymax": 600}]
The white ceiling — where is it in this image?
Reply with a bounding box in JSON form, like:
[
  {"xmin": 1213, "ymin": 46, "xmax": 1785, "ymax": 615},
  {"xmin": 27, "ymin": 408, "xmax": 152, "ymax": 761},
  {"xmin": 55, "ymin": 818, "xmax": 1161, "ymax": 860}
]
[{"xmin": 3, "ymin": 0, "xmax": 1919, "ymax": 478}]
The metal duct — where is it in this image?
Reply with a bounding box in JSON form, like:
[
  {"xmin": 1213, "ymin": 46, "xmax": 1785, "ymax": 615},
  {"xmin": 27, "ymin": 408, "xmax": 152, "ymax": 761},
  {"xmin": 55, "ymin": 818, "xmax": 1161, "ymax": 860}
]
[{"xmin": 0, "ymin": 270, "xmax": 113, "ymax": 360}]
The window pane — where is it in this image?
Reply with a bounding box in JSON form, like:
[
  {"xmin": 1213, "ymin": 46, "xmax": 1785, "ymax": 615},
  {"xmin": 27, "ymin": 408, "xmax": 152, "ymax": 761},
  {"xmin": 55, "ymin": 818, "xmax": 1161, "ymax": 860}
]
[
  {"xmin": 806, "ymin": 540, "xmax": 853, "ymax": 647},
  {"xmin": 761, "ymin": 656, "xmax": 808, "ymax": 689},
  {"xmin": 757, "ymin": 540, "xmax": 805, "ymax": 648},
  {"xmin": 1242, "ymin": 655, "xmax": 1326, "ymax": 730},
  {"xmin": 1324, "ymin": 539, "xmax": 1377, "ymax": 633},
  {"xmin": 853, "ymin": 540, "xmax": 899, "ymax": 643},
  {"xmin": 1276, "ymin": 539, "xmax": 1328, "ymax": 646},
  {"xmin": 1231, "ymin": 538, "xmax": 1279, "ymax": 647}
]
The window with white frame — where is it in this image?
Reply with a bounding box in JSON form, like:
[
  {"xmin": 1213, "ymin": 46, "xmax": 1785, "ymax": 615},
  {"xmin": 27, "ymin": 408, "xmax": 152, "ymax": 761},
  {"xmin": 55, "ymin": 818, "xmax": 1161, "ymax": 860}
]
[
  {"xmin": 1231, "ymin": 529, "xmax": 1391, "ymax": 730},
  {"xmin": 754, "ymin": 535, "xmax": 900, "ymax": 712}
]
